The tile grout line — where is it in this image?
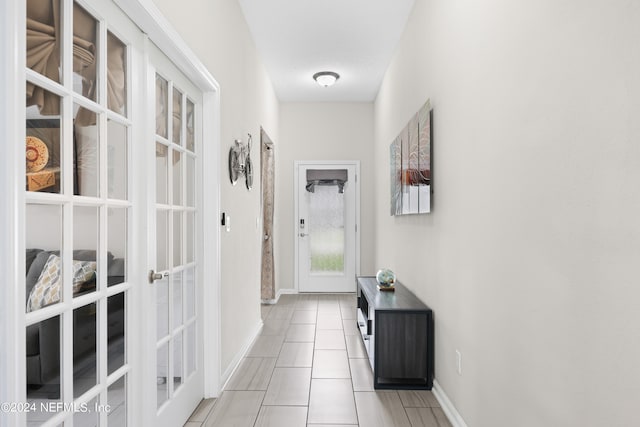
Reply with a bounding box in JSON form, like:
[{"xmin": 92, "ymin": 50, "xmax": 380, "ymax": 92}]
[
  {"xmin": 431, "ymin": 407, "xmax": 441, "ymax": 427},
  {"xmin": 255, "ymin": 300, "xmax": 288, "ymax": 427},
  {"xmin": 199, "ymin": 395, "xmax": 219, "ymax": 427},
  {"xmin": 304, "ymin": 299, "xmax": 317, "ymax": 427},
  {"xmin": 343, "ymin": 300, "xmax": 361, "ymax": 427},
  {"xmin": 262, "ymin": 296, "xmax": 318, "ymax": 427}
]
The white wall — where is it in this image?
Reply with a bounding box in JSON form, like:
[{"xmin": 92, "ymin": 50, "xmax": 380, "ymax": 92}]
[
  {"xmin": 277, "ymin": 103, "xmax": 375, "ymax": 292},
  {"xmin": 152, "ymin": 0, "xmax": 280, "ymax": 373},
  {"xmin": 374, "ymin": 0, "xmax": 640, "ymax": 426}
]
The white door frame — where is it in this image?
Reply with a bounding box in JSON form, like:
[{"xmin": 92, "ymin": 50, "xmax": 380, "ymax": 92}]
[
  {"xmin": 0, "ymin": 1, "xmax": 221, "ymax": 426},
  {"xmin": 294, "ymin": 160, "xmax": 361, "ymax": 293},
  {"xmin": 0, "ymin": 1, "xmax": 27, "ymax": 426}
]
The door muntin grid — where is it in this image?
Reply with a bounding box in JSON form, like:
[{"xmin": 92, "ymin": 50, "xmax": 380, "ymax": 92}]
[
  {"xmin": 25, "ymin": 1, "xmax": 133, "ymax": 425},
  {"xmin": 154, "ymin": 71, "xmax": 198, "ymax": 410}
]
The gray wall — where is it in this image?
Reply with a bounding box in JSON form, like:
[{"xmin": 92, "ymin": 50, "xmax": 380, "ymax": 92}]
[{"xmin": 373, "ymin": 0, "xmax": 640, "ymax": 426}]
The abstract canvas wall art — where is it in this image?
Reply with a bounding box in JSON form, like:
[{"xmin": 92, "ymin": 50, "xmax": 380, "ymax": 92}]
[{"xmin": 390, "ymin": 99, "xmax": 431, "ymax": 215}]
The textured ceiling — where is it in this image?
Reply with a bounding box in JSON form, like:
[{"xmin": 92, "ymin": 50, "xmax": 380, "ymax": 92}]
[{"xmin": 238, "ymin": 0, "xmax": 415, "ymax": 102}]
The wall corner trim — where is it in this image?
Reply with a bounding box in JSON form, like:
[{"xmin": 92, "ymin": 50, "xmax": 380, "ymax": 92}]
[{"xmin": 432, "ymin": 380, "xmax": 470, "ymax": 427}]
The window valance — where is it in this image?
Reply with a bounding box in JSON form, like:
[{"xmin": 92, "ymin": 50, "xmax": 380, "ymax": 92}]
[{"xmin": 306, "ymin": 169, "xmax": 348, "ymax": 193}]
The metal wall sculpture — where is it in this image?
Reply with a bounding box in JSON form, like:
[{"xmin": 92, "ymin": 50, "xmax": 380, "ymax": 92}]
[{"xmin": 229, "ymin": 133, "xmax": 253, "ymax": 190}]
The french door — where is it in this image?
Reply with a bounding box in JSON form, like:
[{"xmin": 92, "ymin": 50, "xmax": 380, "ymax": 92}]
[
  {"xmin": 146, "ymin": 43, "xmax": 204, "ymax": 427},
  {"xmin": 23, "ymin": 0, "xmax": 143, "ymax": 425},
  {"xmin": 296, "ymin": 162, "xmax": 360, "ymax": 293},
  {"xmin": 19, "ymin": 1, "xmax": 209, "ymax": 426}
]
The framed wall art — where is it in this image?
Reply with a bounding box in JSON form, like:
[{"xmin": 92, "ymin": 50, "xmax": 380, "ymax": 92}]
[{"xmin": 390, "ymin": 99, "xmax": 432, "ymax": 215}]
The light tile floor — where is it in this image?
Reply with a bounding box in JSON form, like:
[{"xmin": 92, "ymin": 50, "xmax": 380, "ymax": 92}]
[{"xmin": 186, "ymin": 294, "xmax": 452, "ymax": 427}]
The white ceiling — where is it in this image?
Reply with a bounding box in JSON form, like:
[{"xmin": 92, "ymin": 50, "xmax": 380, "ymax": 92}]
[{"xmin": 238, "ymin": 0, "xmax": 415, "ymax": 103}]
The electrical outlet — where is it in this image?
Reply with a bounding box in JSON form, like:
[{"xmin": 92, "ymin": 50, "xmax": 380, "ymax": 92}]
[{"xmin": 455, "ymin": 350, "xmax": 462, "ymax": 375}]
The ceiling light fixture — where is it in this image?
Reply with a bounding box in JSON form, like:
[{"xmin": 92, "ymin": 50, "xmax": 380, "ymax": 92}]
[{"xmin": 313, "ymin": 71, "xmax": 340, "ymax": 87}]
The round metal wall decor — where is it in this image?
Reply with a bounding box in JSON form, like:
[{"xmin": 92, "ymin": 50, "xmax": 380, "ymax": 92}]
[
  {"xmin": 245, "ymin": 155, "xmax": 253, "ymax": 190},
  {"xmin": 228, "ymin": 134, "xmax": 253, "ymax": 190},
  {"xmin": 228, "ymin": 146, "xmax": 240, "ymax": 185}
]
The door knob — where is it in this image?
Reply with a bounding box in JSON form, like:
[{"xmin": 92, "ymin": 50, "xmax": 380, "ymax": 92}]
[
  {"xmin": 149, "ymin": 270, "xmax": 168, "ymax": 284},
  {"xmin": 264, "ymin": 234, "xmax": 270, "ymax": 240}
]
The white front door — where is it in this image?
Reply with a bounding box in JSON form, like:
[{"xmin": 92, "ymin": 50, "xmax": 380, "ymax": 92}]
[
  {"xmin": 296, "ymin": 162, "xmax": 359, "ymax": 293},
  {"xmin": 146, "ymin": 44, "xmax": 204, "ymax": 427}
]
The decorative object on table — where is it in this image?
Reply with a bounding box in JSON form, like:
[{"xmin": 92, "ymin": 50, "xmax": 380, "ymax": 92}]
[
  {"xmin": 26, "ymin": 119, "xmax": 61, "ymax": 193},
  {"xmin": 376, "ymin": 268, "xmax": 396, "ymax": 291},
  {"xmin": 228, "ymin": 133, "xmax": 253, "ymax": 190},
  {"xmin": 390, "ymin": 99, "xmax": 432, "ymax": 216},
  {"xmin": 26, "ymin": 136, "xmax": 49, "ymax": 172},
  {"xmin": 26, "ymin": 169, "xmax": 58, "ymax": 192},
  {"xmin": 25, "ymin": 134, "xmax": 59, "ymax": 192}
]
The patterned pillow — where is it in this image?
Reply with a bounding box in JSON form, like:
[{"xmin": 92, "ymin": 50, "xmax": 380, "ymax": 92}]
[{"xmin": 26, "ymin": 254, "xmax": 97, "ymax": 312}]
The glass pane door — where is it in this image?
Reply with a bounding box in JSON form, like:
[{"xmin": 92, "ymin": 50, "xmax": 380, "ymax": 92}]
[
  {"xmin": 297, "ymin": 164, "xmax": 358, "ymax": 293},
  {"xmin": 24, "ymin": 1, "xmax": 136, "ymax": 425},
  {"xmin": 308, "ymin": 184, "xmax": 346, "ymax": 274},
  {"xmin": 151, "ymin": 48, "xmax": 201, "ymax": 425}
]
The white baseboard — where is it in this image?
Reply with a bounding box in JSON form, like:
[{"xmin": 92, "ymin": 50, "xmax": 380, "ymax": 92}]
[
  {"xmin": 262, "ymin": 288, "xmax": 297, "ymax": 305},
  {"xmin": 432, "ymin": 380, "xmax": 469, "ymax": 427},
  {"xmin": 278, "ymin": 288, "xmax": 297, "ymax": 298},
  {"xmin": 220, "ymin": 320, "xmax": 263, "ymax": 389}
]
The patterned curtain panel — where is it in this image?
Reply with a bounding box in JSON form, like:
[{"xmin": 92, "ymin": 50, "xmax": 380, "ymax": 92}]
[{"xmin": 261, "ymin": 135, "xmax": 275, "ymax": 300}]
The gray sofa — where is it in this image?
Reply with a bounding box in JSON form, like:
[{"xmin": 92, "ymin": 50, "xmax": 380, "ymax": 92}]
[{"xmin": 25, "ymin": 249, "xmax": 125, "ymax": 390}]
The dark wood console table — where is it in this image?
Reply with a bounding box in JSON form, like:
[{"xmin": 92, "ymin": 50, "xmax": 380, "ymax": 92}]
[{"xmin": 356, "ymin": 276, "xmax": 434, "ymax": 389}]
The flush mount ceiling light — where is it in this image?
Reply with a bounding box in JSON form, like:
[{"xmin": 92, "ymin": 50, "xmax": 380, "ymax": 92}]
[{"xmin": 313, "ymin": 71, "xmax": 340, "ymax": 87}]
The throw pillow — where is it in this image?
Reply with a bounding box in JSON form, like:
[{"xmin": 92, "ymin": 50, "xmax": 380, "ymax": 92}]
[
  {"xmin": 25, "ymin": 251, "xmax": 53, "ymax": 303},
  {"xmin": 26, "ymin": 254, "xmax": 97, "ymax": 312}
]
